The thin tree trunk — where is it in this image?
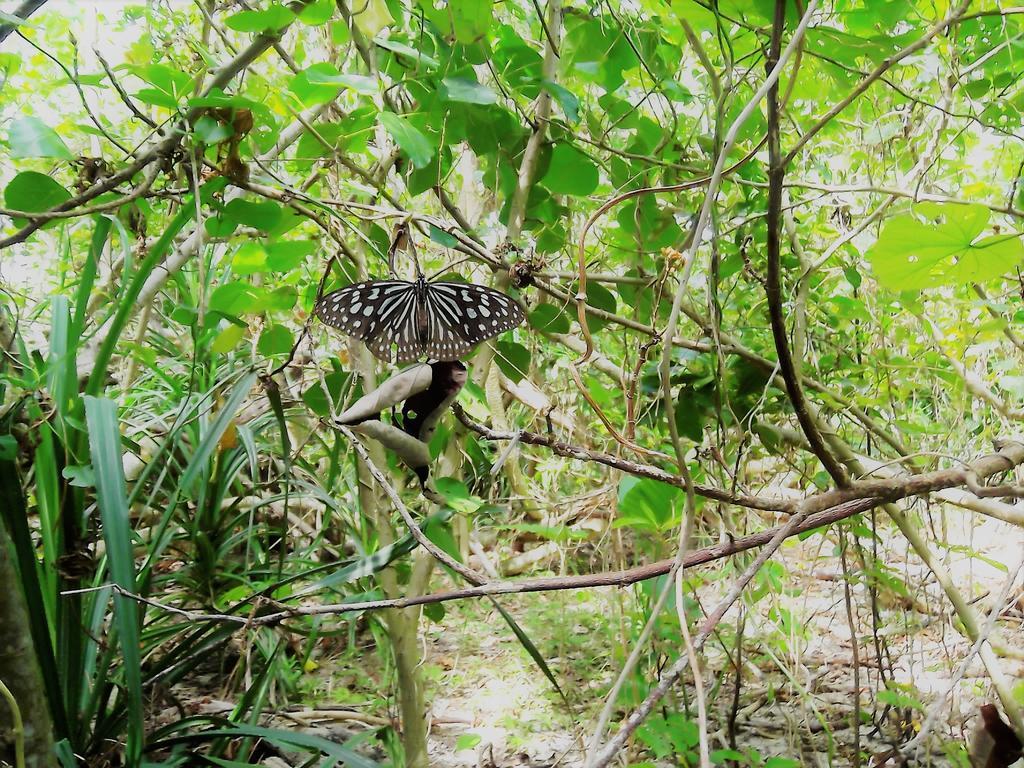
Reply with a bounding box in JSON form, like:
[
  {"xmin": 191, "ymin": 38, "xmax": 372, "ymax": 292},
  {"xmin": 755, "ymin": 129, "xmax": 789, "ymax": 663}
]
[{"xmin": 0, "ymin": 521, "xmax": 57, "ymax": 768}]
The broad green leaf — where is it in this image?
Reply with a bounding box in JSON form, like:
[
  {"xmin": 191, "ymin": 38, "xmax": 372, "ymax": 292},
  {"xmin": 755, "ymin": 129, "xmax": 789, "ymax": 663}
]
[
  {"xmin": 61, "ymin": 464, "xmax": 95, "ymax": 488},
  {"xmin": 352, "ymin": 0, "xmax": 393, "ymax": 37},
  {"xmin": 432, "ymin": 477, "xmax": 482, "ymax": 515},
  {"xmin": 225, "ymin": 4, "xmax": 294, "ymax": 32},
  {"xmin": 187, "ymin": 89, "xmax": 271, "ymax": 118},
  {"xmin": 266, "ymin": 240, "xmax": 317, "ymax": 271},
  {"xmin": 257, "ymin": 324, "xmax": 294, "ymax": 356},
  {"xmin": 374, "ymin": 38, "xmax": 439, "ymax": 68},
  {"xmin": 441, "ymin": 76, "xmax": 498, "ymax": 104},
  {"xmin": 528, "ymin": 303, "xmax": 570, "ymax": 334},
  {"xmin": 419, "ymin": 0, "xmax": 493, "ymax": 43},
  {"xmin": 231, "ymin": 242, "xmax": 269, "ymax": 274},
  {"xmin": 379, "ymin": 112, "xmax": 435, "ymax": 169},
  {"xmin": 4, "ymin": 171, "xmax": 72, "ymax": 221},
  {"xmin": 7, "ymin": 117, "xmax": 73, "ymax": 159},
  {"xmin": 495, "ymin": 340, "xmax": 530, "ymax": 382},
  {"xmin": 428, "ymin": 224, "xmax": 459, "ymax": 248},
  {"xmin": 134, "ymin": 87, "xmax": 179, "ymax": 109},
  {"xmin": 585, "ymin": 282, "xmax": 616, "ymax": 332},
  {"xmin": 222, "ymin": 198, "xmax": 284, "ymax": 231},
  {"xmin": 616, "ymin": 475, "xmax": 680, "ymax": 532},
  {"xmin": 210, "ymin": 283, "xmax": 257, "ymax": 315},
  {"xmin": 211, "ymin": 323, "xmax": 247, "ymax": 353},
  {"xmin": 867, "ymin": 203, "xmax": 1023, "ymax": 289},
  {"xmin": 289, "ymin": 63, "xmax": 344, "ymax": 104},
  {"xmin": 298, "ymin": 0, "xmax": 334, "ymax": 25},
  {"xmin": 189, "ymin": 724, "xmax": 378, "ymax": 767},
  {"xmin": 193, "ymin": 114, "xmax": 234, "ymax": 144},
  {"xmin": 305, "ymin": 68, "xmax": 379, "ymax": 95},
  {"xmin": 542, "ymin": 144, "xmax": 599, "ymax": 196},
  {"xmin": 455, "ymin": 734, "xmax": 482, "ymax": 751},
  {"xmin": 331, "ymin": 19, "xmax": 350, "ymax": 44},
  {"xmin": 542, "ymin": 80, "xmax": 579, "ymax": 122}
]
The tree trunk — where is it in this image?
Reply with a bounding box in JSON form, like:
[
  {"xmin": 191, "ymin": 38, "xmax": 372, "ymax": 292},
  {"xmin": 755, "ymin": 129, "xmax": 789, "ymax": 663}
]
[{"xmin": 0, "ymin": 521, "xmax": 56, "ymax": 768}]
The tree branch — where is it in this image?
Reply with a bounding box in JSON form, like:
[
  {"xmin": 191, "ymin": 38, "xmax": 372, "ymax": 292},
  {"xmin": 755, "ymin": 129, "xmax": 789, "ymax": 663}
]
[
  {"xmin": 765, "ymin": 0, "xmax": 848, "ymax": 486},
  {"xmin": 0, "ymin": 0, "xmax": 47, "ymax": 45}
]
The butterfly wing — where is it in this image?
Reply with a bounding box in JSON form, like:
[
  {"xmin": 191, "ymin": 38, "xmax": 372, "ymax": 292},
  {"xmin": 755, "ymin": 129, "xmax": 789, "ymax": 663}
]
[
  {"xmin": 424, "ymin": 282, "xmax": 525, "ymax": 360},
  {"xmin": 422, "ymin": 289, "xmax": 477, "ymax": 361},
  {"xmin": 315, "ymin": 280, "xmax": 425, "ymax": 364}
]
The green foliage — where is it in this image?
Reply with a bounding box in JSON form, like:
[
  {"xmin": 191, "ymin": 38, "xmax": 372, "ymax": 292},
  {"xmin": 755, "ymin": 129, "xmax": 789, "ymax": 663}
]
[
  {"xmin": 867, "ymin": 203, "xmax": 1024, "ymax": 289},
  {"xmin": 3, "ymin": 1, "xmax": 1022, "ymax": 764},
  {"xmin": 7, "ymin": 116, "xmax": 72, "ymax": 159}
]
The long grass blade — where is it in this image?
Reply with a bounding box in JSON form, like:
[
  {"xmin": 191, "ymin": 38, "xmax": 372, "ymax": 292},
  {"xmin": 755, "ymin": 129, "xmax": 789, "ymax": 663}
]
[
  {"xmin": 180, "ymin": 370, "xmax": 258, "ymax": 492},
  {"xmin": 84, "ymin": 395, "xmax": 144, "ymax": 766}
]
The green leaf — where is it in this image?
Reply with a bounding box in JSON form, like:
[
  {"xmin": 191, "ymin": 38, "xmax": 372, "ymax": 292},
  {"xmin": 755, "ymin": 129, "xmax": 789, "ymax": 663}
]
[
  {"xmin": 428, "ymin": 224, "xmax": 459, "ymax": 248},
  {"xmin": 84, "ymin": 396, "xmax": 144, "ymax": 764},
  {"xmin": 211, "ymin": 324, "xmax": 247, "ymax": 353},
  {"xmin": 585, "ymin": 282, "xmax": 616, "ymax": 332},
  {"xmin": 257, "ymin": 325, "xmax": 294, "ymax": 356},
  {"xmin": 4, "ymin": 171, "xmax": 72, "ymax": 217},
  {"xmin": 867, "ymin": 203, "xmax": 1023, "ymax": 289},
  {"xmin": 7, "ymin": 117, "xmax": 73, "ymax": 159},
  {"xmin": 432, "ymin": 477, "xmax": 482, "ymax": 515},
  {"xmin": 61, "ymin": 464, "xmax": 95, "ymax": 488},
  {"xmin": 542, "ymin": 144, "xmax": 599, "ymax": 196},
  {"xmin": 495, "ymin": 340, "xmax": 530, "ymax": 382},
  {"xmin": 186, "ymin": 724, "xmax": 379, "ymax": 767},
  {"xmin": 0, "ymin": 434, "xmax": 17, "ymax": 460},
  {"xmin": 305, "ymin": 68, "xmax": 379, "ymax": 95},
  {"xmin": 225, "ymin": 4, "xmax": 294, "ymax": 32},
  {"xmin": 419, "ymin": 0, "xmax": 493, "ymax": 43},
  {"xmin": 374, "ymin": 38, "xmax": 439, "ymax": 68},
  {"xmin": 289, "ymin": 63, "xmax": 345, "ymax": 105},
  {"xmin": 210, "ymin": 283, "xmax": 254, "ymax": 315},
  {"xmin": 134, "ymin": 87, "xmax": 179, "ymax": 109},
  {"xmin": 542, "ymin": 80, "xmax": 579, "ymax": 122},
  {"xmin": 528, "ymin": 303, "xmax": 570, "ymax": 334},
  {"xmin": 180, "ymin": 371, "xmax": 258, "ymax": 491},
  {"xmin": 616, "ymin": 476, "xmax": 680, "ymax": 532},
  {"xmin": 441, "ymin": 76, "xmax": 498, "ymax": 104},
  {"xmin": 193, "ymin": 114, "xmax": 234, "ymax": 144},
  {"xmin": 266, "ymin": 240, "xmax": 317, "ymax": 271},
  {"xmin": 298, "ymin": 0, "xmax": 334, "ymax": 25},
  {"xmin": 379, "ymin": 112, "xmax": 435, "ymax": 169},
  {"xmin": 231, "ymin": 242, "xmax": 268, "ymax": 274},
  {"xmin": 455, "ymin": 734, "xmax": 483, "ymax": 751},
  {"xmin": 352, "ymin": 0, "xmax": 393, "ymax": 37},
  {"xmin": 222, "ymin": 198, "xmax": 284, "ymax": 232}
]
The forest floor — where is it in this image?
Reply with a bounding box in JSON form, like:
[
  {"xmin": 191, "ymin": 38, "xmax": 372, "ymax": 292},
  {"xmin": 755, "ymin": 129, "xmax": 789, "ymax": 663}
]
[
  {"xmin": 400, "ymin": 505, "xmax": 1023, "ymax": 767},
  {"xmin": 169, "ymin": 503, "xmax": 1024, "ymax": 767}
]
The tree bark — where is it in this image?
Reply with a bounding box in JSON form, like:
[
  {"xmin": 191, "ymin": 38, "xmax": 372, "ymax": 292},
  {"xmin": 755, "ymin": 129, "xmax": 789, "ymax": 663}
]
[{"xmin": 0, "ymin": 521, "xmax": 56, "ymax": 768}]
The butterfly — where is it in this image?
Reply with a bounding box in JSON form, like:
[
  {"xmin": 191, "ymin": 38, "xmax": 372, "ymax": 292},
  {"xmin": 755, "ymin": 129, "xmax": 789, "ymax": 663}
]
[{"xmin": 315, "ymin": 275, "xmax": 525, "ymax": 364}]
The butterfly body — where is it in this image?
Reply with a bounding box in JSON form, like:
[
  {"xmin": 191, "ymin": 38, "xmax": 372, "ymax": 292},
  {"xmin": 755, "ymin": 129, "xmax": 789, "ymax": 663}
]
[{"xmin": 315, "ymin": 276, "xmax": 524, "ymax": 364}]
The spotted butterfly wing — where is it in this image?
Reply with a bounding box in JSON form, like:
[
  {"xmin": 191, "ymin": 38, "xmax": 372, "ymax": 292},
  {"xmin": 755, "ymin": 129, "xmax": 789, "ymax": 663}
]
[
  {"xmin": 424, "ymin": 282, "xmax": 524, "ymax": 356},
  {"xmin": 315, "ymin": 280, "xmax": 423, "ymax": 363},
  {"xmin": 315, "ymin": 278, "xmax": 524, "ymax": 364}
]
